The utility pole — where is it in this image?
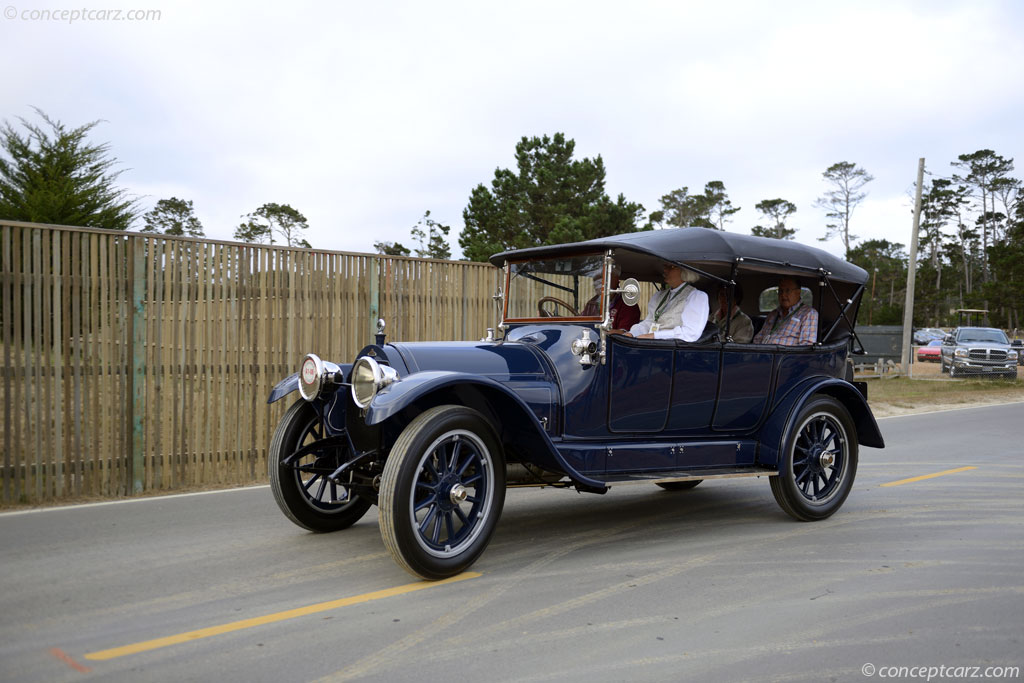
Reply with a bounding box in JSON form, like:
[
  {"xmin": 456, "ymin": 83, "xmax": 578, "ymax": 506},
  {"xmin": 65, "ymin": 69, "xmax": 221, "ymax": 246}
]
[
  {"xmin": 901, "ymin": 158, "xmax": 925, "ymax": 375},
  {"xmin": 869, "ymin": 268, "xmax": 878, "ymax": 325}
]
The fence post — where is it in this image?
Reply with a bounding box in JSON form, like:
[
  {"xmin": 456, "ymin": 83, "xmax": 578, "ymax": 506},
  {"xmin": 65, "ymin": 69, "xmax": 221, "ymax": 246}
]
[
  {"xmin": 127, "ymin": 236, "xmax": 147, "ymax": 494},
  {"xmin": 1, "ymin": 225, "xmax": 10, "ymax": 503},
  {"xmin": 461, "ymin": 266, "xmax": 467, "ymax": 341},
  {"xmin": 369, "ymin": 255, "xmax": 380, "ymax": 340}
]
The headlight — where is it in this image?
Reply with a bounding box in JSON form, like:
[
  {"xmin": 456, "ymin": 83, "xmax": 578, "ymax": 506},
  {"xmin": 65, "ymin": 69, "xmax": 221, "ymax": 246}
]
[
  {"xmin": 954, "ymin": 348, "xmax": 968, "ymax": 358},
  {"xmin": 1009, "ymin": 350, "xmax": 1018, "ymax": 360},
  {"xmin": 351, "ymin": 356, "xmax": 399, "ymax": 409},
  {"xmin": 299, "ymin": 354, "xmax": 325, "ymax": 401}
]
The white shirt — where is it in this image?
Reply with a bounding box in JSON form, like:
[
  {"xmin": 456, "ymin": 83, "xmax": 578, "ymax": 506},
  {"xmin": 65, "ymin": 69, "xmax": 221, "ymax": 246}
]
[{"xmin": 629, "ymin": 283, "xmax": 710, "ymax": 341}]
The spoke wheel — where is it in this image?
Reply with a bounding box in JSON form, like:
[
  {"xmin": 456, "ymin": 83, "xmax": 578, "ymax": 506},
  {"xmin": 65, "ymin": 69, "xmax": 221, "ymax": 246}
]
[
  {"xmin": 770, "ymin": 396, "xmax": 857, "ymax": 521},
  {"xmin": 269, "ymin": 399, "xmax": 372, "ymax": 532},
  {"xmin": 656, "ymin": 480, "xmax": 703, "ymax": 491},
  {"xmin": 379, "ymin": 405, "xmax": 505, "ymax": 580}
]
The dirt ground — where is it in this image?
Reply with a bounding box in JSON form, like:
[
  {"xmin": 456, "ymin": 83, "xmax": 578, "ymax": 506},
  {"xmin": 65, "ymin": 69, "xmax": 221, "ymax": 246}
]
[
  {"xmin": 868, "ymin": 390, "xmax": 1024, "ymax": 417},
  {"xmin": 863, "ymin": 361, "xmax": 1024, "ymax": 417}
]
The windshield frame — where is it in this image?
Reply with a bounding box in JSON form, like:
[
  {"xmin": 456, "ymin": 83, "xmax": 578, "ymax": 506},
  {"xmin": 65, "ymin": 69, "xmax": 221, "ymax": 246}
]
[{"xmin": 502, "ymin": 253, "xmax": 607, "ymax": 324}]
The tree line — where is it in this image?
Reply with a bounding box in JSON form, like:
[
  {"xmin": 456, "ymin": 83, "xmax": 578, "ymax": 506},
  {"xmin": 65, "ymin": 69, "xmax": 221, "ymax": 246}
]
[
  {"xmin": 2, "ymin": 110, "xmax": 1019, "ymax": 329},
  {"xmin": 912, "ymin": 151, "xmax": 1021, "ymax": 330},
  {"xmin": 834, "ymin": 152, "xmax": 1021, "ymax": 331},
  {"xmin": 445, "ymin": 134, "xmax": 1021, "ymax": 330},
  {"xmin": 443, "ymin": 134, "xmax": 876, "ymax": 262},
  {"xmin": 0, "ymin": 109, "xmax": 313, "ymax": 247}
]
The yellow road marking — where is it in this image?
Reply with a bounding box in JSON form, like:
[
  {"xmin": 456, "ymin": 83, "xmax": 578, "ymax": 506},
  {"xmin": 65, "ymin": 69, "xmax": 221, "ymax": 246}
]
[
  {"xmin": 85, "ymin": 572, "xmax": 481, "ymax": 661},
  {"xmin": 880, "ymin": 466, "xmax": 977, "ymax": 487}
]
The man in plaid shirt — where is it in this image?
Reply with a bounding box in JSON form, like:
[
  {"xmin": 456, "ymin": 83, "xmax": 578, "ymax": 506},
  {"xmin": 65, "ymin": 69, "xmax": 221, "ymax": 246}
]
[{"xmin": 753, "ymin": 276, "xmax": 818, "ymax": 345}]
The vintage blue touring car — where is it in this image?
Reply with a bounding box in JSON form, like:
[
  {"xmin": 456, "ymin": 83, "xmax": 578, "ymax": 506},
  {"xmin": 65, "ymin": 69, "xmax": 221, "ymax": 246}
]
[{"xmin": 267, "ymin": 229, "xmax": 885, "ymax": 579}]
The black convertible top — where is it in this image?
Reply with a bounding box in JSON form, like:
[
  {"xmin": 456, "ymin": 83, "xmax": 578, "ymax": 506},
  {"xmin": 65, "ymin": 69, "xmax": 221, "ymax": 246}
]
[{"xmin": 489, "ymin": 228, "xmax": 868, "ymax": 285}]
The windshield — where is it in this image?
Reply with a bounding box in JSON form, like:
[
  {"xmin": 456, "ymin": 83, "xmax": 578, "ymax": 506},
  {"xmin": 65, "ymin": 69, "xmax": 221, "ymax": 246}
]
[
  {"xmin": 505, "ymin": 254, "xmax": 605, "ymax": 321},
  {"xmin": 957, "ymin": 329, "xmax": 1009, "ymax": 344}
]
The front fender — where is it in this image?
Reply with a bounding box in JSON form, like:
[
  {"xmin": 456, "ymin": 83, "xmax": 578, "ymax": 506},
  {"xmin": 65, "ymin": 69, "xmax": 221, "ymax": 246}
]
[
  {"xmin": 365, "ymin": 371, "xmax": 608, "ymax": 494},
  {"xmin": 266, "ymin": 363, "xmax": 353, "ymax": 404},
  {"xmin": 758, "ymin": 377, "xmax": 885, "ymax": 467},
  {"xmin": 267, "ymin": 373, "xmax": 299, "ymax": 404}
]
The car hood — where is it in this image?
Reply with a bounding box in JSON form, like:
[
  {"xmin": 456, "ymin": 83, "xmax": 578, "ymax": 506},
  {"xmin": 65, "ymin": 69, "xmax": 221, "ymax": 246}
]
[{"xmin": 387, "ymin": 341, "xmax": 549, "ymax": 379}]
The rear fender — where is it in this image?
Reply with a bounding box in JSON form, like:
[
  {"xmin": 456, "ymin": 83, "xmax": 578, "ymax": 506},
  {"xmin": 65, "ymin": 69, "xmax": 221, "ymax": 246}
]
[
  {"xmin": 758, "ymin": 377, "xmax": 885, "ymax": 467},
  {"xmin": 365, "ymin": 371, "xmax": 607, "ymax": 493}
]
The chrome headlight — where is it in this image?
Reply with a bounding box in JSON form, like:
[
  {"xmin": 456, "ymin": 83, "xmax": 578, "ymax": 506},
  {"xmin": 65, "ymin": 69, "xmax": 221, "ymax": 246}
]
[
  {"xmin": 351, "ymin": 356, "xmax": 399, "ymax": 409},
  {"xmin": 1008, "ymin": 350, "xmax": 1018, "ymax": 360},
  {"xmin": 299, "ymin": 354, "xmax": 326, "ymax": 401},
  {"xmin": 954, "ymin": 348, "xmax": 968, "ymax": 358}
]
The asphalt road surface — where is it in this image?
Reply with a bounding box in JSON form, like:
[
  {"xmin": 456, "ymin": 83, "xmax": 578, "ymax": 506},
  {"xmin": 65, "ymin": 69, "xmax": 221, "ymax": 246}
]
[{"xmin": 2, "ymin": 402, "xmax": 1023, "ymax": 683}]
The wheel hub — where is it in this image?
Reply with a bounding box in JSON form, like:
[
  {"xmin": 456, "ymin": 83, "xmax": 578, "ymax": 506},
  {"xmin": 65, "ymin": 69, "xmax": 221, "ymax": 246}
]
[
  {"xmin": 449, "ymin": 483, "xmax": 468, "ymax": 504},
  {"xmin": 818, "ymin": 451, "xmax": 835, "ymax": 468}
]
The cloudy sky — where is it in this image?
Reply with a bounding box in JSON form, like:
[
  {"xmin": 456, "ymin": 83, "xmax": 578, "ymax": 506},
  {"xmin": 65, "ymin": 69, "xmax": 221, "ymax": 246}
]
[{"xmin": 2, "ymin": 0, "xmax": 1022, "ymax": 259}]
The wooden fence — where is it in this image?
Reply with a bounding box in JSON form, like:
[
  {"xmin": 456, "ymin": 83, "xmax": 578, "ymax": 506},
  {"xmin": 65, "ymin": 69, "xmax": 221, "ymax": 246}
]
[{"xmin": 0, "ymin": 221, "xmax": 501, "ymax": 505}]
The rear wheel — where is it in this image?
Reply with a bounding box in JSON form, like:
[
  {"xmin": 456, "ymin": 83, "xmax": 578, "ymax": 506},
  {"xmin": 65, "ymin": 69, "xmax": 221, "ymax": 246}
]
[
  {"xmin": 770, "ymin": 396, "xmax": 858, "ymax": 521},
  {"xmin": 379, "ymin": 405, "xmax": 506, "ymax": 580},
  {"xmin": 656, "ymin": 480, "xmax": 702, "ymax": 491},
  {"xmin": 269, "ymin": 399, "xmax": 373, "ymax": 532}
]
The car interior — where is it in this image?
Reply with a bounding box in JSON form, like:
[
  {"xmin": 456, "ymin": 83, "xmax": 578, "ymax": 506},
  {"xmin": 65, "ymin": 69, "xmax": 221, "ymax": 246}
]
[{"xmin": 612, "ymin": 258, "xmax": 863, "ymax": 349}]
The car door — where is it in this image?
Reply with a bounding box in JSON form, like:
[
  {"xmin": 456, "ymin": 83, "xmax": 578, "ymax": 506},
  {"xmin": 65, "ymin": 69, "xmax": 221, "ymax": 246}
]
[
  {"xmin": 607, "ymin": 337, "xmax": 674, "ymax": 432},
  {"xmin": 712, "ymin": 343, "xmax": 774, "ymax": 431},
  {"xmin": 941, "ymin": 331, "xmax": 957, "ymax": 365},
  {"xmin": 606, "ymin": 335, "xmax": 721, "ymax": 433}
]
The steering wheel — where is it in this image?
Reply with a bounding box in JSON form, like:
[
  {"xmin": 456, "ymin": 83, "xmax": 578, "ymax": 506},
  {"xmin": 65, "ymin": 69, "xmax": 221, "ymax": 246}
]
[{"xmin": 537, "ymin": 296, "xmax": 578, "ymax": 317}]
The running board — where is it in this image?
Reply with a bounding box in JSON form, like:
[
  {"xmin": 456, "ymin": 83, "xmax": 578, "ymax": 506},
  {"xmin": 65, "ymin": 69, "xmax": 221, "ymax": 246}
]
[{"xmin": 596, "ymin": 467, "xmax": 777, "ymax": 488}]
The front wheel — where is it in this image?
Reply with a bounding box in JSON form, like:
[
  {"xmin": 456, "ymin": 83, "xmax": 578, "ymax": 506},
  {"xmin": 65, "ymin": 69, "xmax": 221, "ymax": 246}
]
[
  {"xmin": 269, "ymin": 399, "xmax": 373, "ymax": 532},
  {"xmin": 379, "ymin": 405, "xmax": 506, "ymax": 580},
  {"xmin": 770, "ymin": 396, "xmax": 858, "ymax": 521}
]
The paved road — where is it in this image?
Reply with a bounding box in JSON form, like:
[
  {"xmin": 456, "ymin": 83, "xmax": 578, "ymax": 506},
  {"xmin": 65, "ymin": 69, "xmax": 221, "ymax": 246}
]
[{"xmin": 2, "ymin": 403, "xmax": 1023, "ymax": 682}]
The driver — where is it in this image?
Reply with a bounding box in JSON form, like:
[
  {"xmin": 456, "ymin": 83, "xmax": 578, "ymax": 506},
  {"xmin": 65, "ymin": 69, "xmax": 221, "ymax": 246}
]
[
  {"xmin": 621, "ymin": 262, "xmax": 709, "ymax": 341},
  {"xmin": 581, "ymin": 264, "xmax": 640, "ymax": 333}
]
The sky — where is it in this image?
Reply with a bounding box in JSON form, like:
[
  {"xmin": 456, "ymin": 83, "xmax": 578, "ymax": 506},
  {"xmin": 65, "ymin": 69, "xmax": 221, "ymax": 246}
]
[{"xmin": 2, "ymin": 0, "xmax": 1022, "ymax": 260}]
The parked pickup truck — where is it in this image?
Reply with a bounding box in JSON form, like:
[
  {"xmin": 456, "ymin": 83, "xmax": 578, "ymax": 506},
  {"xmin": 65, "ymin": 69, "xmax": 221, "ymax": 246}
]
[{"xmin": 940, "ymin": 327, "xmax": 1019, "ymax": 379}]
